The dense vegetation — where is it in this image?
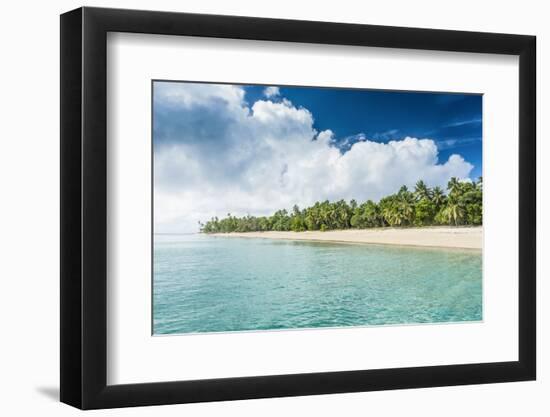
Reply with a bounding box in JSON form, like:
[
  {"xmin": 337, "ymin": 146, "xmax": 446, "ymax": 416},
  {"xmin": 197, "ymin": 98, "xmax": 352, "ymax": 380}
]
[{"xmin": 200, "ymin": 177, "xmax": 482, "ymax": 233}]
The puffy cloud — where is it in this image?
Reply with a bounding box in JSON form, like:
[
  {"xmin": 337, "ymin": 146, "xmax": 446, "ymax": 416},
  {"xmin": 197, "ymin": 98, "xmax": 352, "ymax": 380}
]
[
  {"xmin": 263, "ymin": 86, "xmax": 280, "ymax": 98},
  {"xmin": 153, "ymin": 83, "xmax": 474, "ymax": 233}
]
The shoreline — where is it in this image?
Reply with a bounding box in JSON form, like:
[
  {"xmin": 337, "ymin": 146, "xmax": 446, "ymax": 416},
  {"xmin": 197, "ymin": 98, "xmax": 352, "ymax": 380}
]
[{"xmin": 209, "ymin": 226, "xmax": 482, "ymax": 250}]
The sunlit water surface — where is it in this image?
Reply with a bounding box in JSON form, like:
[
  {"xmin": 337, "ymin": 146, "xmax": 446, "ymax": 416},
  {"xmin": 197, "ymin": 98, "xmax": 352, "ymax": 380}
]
[{"xmin": 153, "ymin": 234, "xmax": 482, "ymax": 335}]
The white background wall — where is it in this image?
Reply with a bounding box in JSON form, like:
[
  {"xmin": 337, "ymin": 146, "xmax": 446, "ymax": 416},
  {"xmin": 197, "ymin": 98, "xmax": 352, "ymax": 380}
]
[{"xmin": 0, "ymin": 0, "xmax": 545, "ymax": 415}]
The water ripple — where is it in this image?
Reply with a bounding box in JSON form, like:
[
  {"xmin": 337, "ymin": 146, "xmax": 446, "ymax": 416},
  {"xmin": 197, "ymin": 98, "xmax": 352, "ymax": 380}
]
[{"xmin": 153, "ymin": 235, "xmax": 482, "ymax": 335}]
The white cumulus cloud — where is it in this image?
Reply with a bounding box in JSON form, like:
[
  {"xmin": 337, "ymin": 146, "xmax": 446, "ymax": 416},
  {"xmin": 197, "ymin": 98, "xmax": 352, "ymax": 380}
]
[
  {"xmin": 263, "ymin": 86, "xmax": 280, "ymax": 98},
  {"xmin": 153, "ymin": 83, "xmax": 474, "ymax": 233}
]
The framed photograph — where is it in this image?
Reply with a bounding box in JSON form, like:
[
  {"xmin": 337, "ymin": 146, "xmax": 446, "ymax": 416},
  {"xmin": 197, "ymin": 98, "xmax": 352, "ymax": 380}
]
[{"xmin": 60, "ymin": 7, "xmax": 536, "ymax": 409}]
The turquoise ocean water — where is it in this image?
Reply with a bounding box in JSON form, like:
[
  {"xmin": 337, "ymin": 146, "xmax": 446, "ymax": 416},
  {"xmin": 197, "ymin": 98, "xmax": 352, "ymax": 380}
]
[{"xmin": 153, "ymin": 234, "xmax": 482, "ymax": 335}]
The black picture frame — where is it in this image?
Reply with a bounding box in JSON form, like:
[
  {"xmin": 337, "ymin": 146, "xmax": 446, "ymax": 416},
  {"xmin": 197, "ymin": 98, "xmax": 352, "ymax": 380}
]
[{"xmin": 60, "ymin": 6, "xmax": 536, "ymax": 410}]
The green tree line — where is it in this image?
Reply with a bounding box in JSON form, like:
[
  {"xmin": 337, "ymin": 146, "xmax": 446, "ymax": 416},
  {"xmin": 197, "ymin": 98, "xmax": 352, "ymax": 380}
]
[{"xmin": 200, "ymin": 177, "xmax": 482, "ymax": 233}]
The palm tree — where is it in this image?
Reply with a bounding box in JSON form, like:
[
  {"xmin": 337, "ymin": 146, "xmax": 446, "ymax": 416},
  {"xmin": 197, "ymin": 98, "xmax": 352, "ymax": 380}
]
[
  {"xmin": 398, "ymin": 200, "xmax": 415, "ymax": 225},
  {"xmin": 441, "ymin": 199, "xmax": 465, "ymax": 226},
  {"xmin": 476, "ymin": 176, "xmax": 483, "ymax": 191},
  {"xmin": 381, "ymin": 201, "xmax": 397, "ymax": 226},
  {"xmin": 447, "ymin": 177, "xmax": 462, "ymax": 196},
  {"xmin": 414, "ymin": 180, "xmax": 431, "ymax": 201},
  {"xmin": 200, "ymin": 179, "xmax": 483, "ymax": 233},
  {"xmin": 363, "ymin": 200, "xmax": 381, "ymax": 227},
  {"xmin": 431, "ymin": 186, "xmax": 446, "ymax": 208}
]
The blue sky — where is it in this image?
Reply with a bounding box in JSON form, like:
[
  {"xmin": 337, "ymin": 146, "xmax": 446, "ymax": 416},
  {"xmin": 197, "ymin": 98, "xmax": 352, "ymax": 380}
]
[
  {"xmin": 244, "ymin": 85, "xmax": 482, "ymax": 178},
  {"xmin": 153, "ymin": 81, "xmax": 481, "ymax": 232}
]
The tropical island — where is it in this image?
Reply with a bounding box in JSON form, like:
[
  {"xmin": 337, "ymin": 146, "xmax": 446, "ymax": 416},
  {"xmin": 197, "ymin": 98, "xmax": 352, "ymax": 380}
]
[
  {"xmin": 154, "ymin": 82, "xmax": 484, "ymax": 334},
  {"xmin": 199, "ymin": 178, "xmax": 483, "ymax": 250}
]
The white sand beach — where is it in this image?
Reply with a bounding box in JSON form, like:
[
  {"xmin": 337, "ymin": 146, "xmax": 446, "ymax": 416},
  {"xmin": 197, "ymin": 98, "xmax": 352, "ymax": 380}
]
[{"xmin": 212, "ymin": 227, "xmax": 482, "ymax": 250}]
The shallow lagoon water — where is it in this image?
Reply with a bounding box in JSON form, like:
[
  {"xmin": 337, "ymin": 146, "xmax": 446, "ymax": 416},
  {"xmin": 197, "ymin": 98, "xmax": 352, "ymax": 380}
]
[{"xmin": 153, "ymin": 234, "xmax": 482, "ymax": 335}]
